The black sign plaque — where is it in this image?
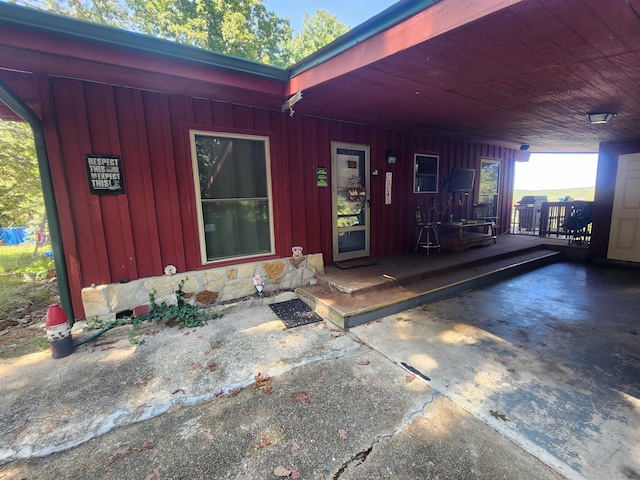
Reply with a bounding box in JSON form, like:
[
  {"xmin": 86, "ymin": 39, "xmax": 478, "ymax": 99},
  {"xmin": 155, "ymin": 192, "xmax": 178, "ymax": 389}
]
[{"xmin": 85, "ymin": 154, "xmax": 125, "ymax": 194}]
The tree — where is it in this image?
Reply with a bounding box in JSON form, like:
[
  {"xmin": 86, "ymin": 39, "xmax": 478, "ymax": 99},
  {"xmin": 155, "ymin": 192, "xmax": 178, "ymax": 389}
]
[
  {"xmin": 0, "ymin": 120, "xmax": 45, "ymax": 227},
  {"xmin": 12, "ymin": 0, "xmax": 349, "ymax": 68},
  {"xmin": 287, "ymin": 10, "xmax": 350, "ymax": 64}
]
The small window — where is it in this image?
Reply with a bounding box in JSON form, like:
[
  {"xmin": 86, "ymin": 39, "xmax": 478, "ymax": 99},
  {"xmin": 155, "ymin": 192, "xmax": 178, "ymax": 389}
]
[
  {"xmin": 414, "ymin": 154, "xmax": 439, "ymax": 193},
  {"xmin": 190, "ymin": 131, "xmax": 274, "ymax": 263}
]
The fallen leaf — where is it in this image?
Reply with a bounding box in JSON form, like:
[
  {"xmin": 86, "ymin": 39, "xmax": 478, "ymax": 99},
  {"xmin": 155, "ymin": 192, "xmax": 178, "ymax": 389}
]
[
  {"xmin": 144, "ymin": 466, "xmax": 161, "ymax": 480},
  {"xmin": 330, "ymin": 332, "xmax": 344, "ymax": 338},
  {"xmin": 167, "ymin": 403, "xmax": 182, "ymax": 414},
  {"xmin": 291, "ymin": 391, "xmax": 312, "ymax": 404},
  {"xmin": 290, "ymin": 467, "xmax": 301, "ymax": 479},
  {"xmin": 337, "ymin": 428, "xmax": 347, "ymax": 440},
  {"xmin": 274, "ymin": 466, "xmax": 291, "ymax": 477},
  {"xmin": 101, "ymin": 345, "xmax": 115, "ymax": 351},
  {"xmin": 255, "ymin": 373, "xmax": 274, "ymax": 394},
  {"xmin": 109, "ymin": 446, "xmax": 131, "ymax": 462},
  {"xmin": 202, "ymin": 428, "xmax": 214, "ymax": 441},
  {"xmin": 206, "ymin": 362, "xmax": 217, "ymax": 372},
  {"xmin": 506, "ymin": 368, "xmax": 516, "ymax": 373},
  {"xmin": 405, "ymin": 374, "xmax": 416, "ymax": 383},
  {"xmin": 255, "ymin": 437, "xmax": 272, "ymax": 449},
  {"xmin": 489, "ymin": 410, "xmax": 510, "ymax": 422},
  {"xmin": 329, "ymin": 328, "xmax": 343, "ymax": 333},
  {"xmin": 357, "ymin": 359, "xmax": 370, "ymax": 366},
  {"xmin": 134, "ymin": 440, "xmax": 155, "ymax": 452},
  {"xmin": 260, "ymin": 385, "xmax": 274, "ymax": 395},
  {"xmin": 171, "ymin": 388, "xmax": 186, "ymax": 395},
  {"xmin": 512, "ymin": 343, "xmax": 523, "ymax": 348},
  {"xmin": 227, "ymin": 387, "xmax": 241, "ymax": 397}
]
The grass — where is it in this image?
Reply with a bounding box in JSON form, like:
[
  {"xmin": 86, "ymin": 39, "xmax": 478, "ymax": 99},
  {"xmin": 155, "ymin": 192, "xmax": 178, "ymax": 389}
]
[
  {"xmin": 0, "ymin": 244, "xmax": 38, "ymax": 273},
  {"xmin": 0, "ymin": 244, "xmax": 56, "ymax": 321}
]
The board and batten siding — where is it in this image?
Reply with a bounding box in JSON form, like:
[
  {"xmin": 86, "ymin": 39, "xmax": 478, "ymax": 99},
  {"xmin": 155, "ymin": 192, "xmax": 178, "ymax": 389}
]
[{"xmin": 44, "ymin": 76, "xmax": 516, "ymax": 319}]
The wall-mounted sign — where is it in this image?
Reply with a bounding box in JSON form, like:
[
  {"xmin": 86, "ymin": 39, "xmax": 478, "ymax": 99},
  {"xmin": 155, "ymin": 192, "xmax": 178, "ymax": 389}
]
[
  {"xmin": 85, "ymin": 154, "xmax": 125, "ymax": 194},
  {"xmin": 385, "ymin": 172, "xmax": 393, "ymax": 205},
  {"xmin": 316, "ymin": 167, "xmax": 328, "ymax": 187}
]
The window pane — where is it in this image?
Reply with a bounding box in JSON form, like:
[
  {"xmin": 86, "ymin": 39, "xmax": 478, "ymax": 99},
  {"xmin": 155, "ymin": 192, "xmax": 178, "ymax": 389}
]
[
  {"xmin": 202, "ymin": 200, "xmax": 271, "ymax": 260},
  {"xmin": 195, "ymin": 135, "xmax": 268, "ymax": 200}
]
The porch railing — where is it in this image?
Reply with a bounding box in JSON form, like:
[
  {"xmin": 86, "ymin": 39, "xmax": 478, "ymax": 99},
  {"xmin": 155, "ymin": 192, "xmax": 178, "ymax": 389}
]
[{"xmin": 538, "ymin": 201, "xmax": 594, "ymax": 237}]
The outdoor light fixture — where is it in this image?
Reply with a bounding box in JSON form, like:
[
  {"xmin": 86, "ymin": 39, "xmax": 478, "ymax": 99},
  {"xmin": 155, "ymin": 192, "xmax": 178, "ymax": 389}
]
[
  {"xmin": 588, "ymin": 112, "xmax": 616, "ymax": 124},
  {"xmin": 387, "ymin": 150, "xmax": 397, "ymax": 164}
]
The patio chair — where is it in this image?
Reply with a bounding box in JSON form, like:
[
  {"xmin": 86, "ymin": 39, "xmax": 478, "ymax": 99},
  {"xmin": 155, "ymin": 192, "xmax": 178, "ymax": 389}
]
[
  {"xmin": 415, "ymin": 207, "xmax": 440, "ymax": 254},
  {"xmin": 564, "ymin": 203, "xmax": 593, "ymax": 245},
  {"xmin": 473, "ymin": 203, "xmax": 498, "ymax": 243}
]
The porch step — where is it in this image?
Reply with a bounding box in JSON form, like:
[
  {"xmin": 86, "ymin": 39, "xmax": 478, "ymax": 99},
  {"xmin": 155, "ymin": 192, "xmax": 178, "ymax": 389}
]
[{"xmin": 296, "ymin": 248, "xmax": 563, "ymax": 329}]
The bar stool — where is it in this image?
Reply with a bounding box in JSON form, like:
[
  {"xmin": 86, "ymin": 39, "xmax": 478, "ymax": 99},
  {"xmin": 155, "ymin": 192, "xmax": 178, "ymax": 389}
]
[{"xmin": 415, "ymin": 207, "xmax": 441, "ymax": 255}]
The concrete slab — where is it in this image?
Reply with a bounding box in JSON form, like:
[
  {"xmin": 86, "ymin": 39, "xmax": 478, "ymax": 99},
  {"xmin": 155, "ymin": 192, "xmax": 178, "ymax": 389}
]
[
  {"xmin": 352, "ymin": 262, "xmax": 640, "ymax": 480},
  {"xmin": 2, "ymin": 293, "xmax": 565, "ymax": 479}
]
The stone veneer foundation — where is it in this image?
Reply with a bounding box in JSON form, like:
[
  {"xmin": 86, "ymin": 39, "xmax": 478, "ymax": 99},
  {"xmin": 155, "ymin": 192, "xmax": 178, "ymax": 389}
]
[{"xmin": 81, "ymin": 254, "xmax": 324, "ymax": 320}]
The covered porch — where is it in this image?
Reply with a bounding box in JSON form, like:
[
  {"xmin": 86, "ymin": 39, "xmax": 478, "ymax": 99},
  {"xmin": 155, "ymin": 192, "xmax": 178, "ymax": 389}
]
[{"xmin": 299, "ymin": 233, "xmax": 583, "ymax": 329}]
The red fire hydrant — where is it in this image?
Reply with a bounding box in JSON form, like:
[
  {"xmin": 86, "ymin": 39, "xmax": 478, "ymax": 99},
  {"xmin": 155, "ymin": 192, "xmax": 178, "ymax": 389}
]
[{"xmin": 45, "ymin": 304, "xmax": 75, "ymax": 359}]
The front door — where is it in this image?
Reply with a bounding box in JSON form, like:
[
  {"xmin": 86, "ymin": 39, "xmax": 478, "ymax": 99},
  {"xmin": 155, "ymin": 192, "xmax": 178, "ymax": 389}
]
[
  {"xmin": 608, "ymin": 152, "xmax": 640, "ymax": 262},
  {"xmin": 331, "ymin": 141, "xmax": 370, "ymax": 262}
]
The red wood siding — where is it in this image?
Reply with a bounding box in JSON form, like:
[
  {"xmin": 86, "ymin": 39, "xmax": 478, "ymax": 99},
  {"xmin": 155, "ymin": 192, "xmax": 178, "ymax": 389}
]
[{"xmin": 5, "ymin": 72, "xmax": 517, "ymax": 319}]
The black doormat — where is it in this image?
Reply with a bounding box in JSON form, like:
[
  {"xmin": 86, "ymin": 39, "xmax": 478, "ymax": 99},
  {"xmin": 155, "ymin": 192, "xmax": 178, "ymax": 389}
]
[
  {"xmin": 269, "ymin": 299, "xmax": 324, "ymax": 329},
  {"xmin": 332, "ymin": 258, "xmax": 378, "ymax": 270}
]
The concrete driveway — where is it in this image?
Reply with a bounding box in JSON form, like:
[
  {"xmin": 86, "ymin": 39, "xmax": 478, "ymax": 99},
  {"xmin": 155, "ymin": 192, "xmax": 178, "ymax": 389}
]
[{"xmin": 353, "ymin": 261, "xmax": 640, "ymax": 480}]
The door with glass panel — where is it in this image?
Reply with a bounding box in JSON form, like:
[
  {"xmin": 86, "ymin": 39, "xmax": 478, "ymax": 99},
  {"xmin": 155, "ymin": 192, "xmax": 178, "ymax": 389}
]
[{"xmin": 331, "ymin": 141, "xmax": 370, "ymax": 261}]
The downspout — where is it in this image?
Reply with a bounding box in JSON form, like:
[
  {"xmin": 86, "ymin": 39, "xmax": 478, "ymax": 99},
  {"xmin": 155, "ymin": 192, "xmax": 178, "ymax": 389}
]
[{"xmin": 0, "ymin": 79, "xmax": 74, "ymax": 322}]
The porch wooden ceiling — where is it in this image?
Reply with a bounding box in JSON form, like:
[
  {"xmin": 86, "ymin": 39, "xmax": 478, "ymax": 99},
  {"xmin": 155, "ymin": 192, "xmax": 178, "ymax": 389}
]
[{"xmin": 290, "ymin": 0, "xmax": 640, "ymax": 152}]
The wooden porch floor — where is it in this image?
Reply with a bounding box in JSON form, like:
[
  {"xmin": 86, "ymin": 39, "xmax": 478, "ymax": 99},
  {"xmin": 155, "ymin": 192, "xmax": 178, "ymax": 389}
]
[{"xmin": 297, "ymin": 234, "xmax": 585, "ymax": 329}]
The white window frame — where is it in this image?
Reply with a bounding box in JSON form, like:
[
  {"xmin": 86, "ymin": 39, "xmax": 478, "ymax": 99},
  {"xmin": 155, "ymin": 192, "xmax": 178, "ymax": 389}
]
[{"xmin": 189, "ymin": 129, "xmax": 275, "ymax": 264}]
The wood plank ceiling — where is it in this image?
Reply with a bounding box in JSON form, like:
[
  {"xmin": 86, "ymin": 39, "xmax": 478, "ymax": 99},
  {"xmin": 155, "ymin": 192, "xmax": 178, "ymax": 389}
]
[{"xmin": 292, "ymin": 0, "xmax": 640, "ymax": 152}]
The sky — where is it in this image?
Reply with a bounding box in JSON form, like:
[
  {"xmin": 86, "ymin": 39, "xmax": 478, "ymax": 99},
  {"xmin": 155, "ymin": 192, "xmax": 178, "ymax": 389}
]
[
  {"xmin": 514, "ymin": 153, "xmax": 598, "ymax": 190},
  {"xmin": 263, "ymin": 0, "xmax": 398, "ymax": 33}
]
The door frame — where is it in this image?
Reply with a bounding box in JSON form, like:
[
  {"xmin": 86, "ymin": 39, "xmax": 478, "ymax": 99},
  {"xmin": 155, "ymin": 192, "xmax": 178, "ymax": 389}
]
[{"xmin": 331, "ymin": 141, "xmax": 370, "ymax": 262}]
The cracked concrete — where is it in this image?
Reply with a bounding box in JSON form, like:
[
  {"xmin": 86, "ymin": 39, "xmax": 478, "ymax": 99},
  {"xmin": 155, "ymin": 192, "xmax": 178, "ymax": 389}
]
[{"xmin": 0, "ymin": 294, "xmax": 566, "ymax": 479}]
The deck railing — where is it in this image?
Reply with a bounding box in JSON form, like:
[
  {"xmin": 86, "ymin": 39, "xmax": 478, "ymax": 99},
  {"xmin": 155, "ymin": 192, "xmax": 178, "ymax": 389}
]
[
  {"xmin": 539, "ymin": 201, "xmax": 594, "ymax": 237},
  {"xmin": 511, "ymin": 200, "xmax": 594, "ymax": 238}
]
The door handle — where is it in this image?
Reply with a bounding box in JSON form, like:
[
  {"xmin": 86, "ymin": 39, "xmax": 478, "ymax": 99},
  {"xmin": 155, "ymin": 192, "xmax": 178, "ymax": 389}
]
[{"xmin": 367, "ymin": 198, "xmax": 371, "ymax": 207}]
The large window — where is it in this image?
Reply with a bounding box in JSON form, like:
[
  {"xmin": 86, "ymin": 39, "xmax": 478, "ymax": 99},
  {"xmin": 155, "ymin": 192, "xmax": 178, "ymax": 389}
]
[{"xmin": 190, "ymin": 131, "xmax": 274, "ymax": 263}]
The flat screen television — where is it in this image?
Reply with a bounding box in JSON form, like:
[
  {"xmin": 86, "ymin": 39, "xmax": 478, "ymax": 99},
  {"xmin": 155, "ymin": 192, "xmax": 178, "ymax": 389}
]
[{"xmin": 449, "ymin": 168, "xmax": 475, "ymax": 193}]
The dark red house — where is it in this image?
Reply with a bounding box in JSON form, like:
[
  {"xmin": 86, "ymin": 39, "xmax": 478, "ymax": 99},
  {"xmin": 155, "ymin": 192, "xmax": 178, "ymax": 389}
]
[{"xmin": 0, "ymin": 0, "xmax": 639, "ymax": 320}]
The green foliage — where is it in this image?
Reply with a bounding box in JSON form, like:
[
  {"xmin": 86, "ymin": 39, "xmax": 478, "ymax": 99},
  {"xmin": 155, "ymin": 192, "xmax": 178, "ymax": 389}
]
[
  {"xmin": 288, "ymin": 9, "xmax": 350, "ymax": 64},
  {"xmin": 85, "ymin": 278, "xmax": 221, "ymax": 344},
  {"xmin": 16, "ymin": 256, "xmax": 55, "ymax": 281},
  {"xmin": 0, "ymin": 120, "xmax": 45, "ymax": 227},
  {"xmin": 14, "ymin": 1, "xmax": 350, "ymax": 67},
  {"xmin": 145, "ymin": 278, "xmax": 220, "ymax": 328}
]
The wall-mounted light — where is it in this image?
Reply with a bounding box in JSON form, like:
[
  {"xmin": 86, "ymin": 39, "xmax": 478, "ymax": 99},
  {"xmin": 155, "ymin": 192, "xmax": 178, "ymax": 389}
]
[
  {"xmin": 386, "ymin": 150, "xmax": 397, "ymax": 164},
  {"xmin": 588, "ymin": 112, "xmax": 616, "ymax": 124}
]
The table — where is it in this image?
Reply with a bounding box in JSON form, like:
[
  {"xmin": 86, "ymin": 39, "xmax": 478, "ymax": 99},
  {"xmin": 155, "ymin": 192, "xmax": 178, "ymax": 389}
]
[{"xmin": 439, "ymin": 221, "xmax": 494, "ymax": 251}]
